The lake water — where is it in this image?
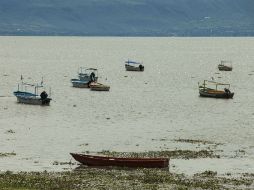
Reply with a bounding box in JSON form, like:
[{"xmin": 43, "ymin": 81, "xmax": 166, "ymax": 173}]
[{"xmin": 0, "ymin": 37, "xmax": 254, "ymax": 175}]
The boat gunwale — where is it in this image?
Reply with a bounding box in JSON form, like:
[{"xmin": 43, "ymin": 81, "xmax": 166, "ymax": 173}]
[{"xmin": 70, "ymin": 153, "xmax": 169, "ymax": 162}]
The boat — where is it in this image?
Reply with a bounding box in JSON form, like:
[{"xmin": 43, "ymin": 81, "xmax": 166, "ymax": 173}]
[
  {"xmin": 89, "ymin": 82, "xmax": 110, "ymax": 91},
  {"xmin": 198, "ymin": 80, "xmax": 234, "ymax": 99},
  {"xmin": 71, "ymin": 67, "xmax": 98, "ymax": 88},
  {"xmin": 218, "ymin": 61, "xmax": 233, "ymax": 71},
  {"xmin": 125, "ymin": 60, "xmax": 144, "ymax": 71},
  {"xmin": 70, "ymin": 153, "xmax": 169, "ymax": 168},
  {"xmin": 13, "ymin": 77, "xmax": 52, "ymax": 105}
]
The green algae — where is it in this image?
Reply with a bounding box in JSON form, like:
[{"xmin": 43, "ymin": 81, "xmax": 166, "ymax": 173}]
[
  {"xmin": 194, "ymin": 170, "xmax": 217, "ymax": 178},
  {"xmin": 0, "ymin": 169, "xmax": 253, "ymax": 190},
  {"xmin": 97, "ymin": 149, "xmax": 220, "ymax": 159},
  {"xmin": 173, "ymin": 138, "xmax": 222, "ymax": 145},
  {"xmin": 0, "ymin": 152, "xmax": 16, "ymax": 157}
]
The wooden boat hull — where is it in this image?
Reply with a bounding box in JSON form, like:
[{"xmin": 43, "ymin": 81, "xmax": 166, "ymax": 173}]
[
  {"xmin": 218, "ymin": 65, "xmax": 232, "ymax": 71},
  {"xmin": 125, "ymin": 64, "xmax": 144, "ymax": 71},
  {"xmin": 14, "ymin": 91, "xmax": 51, "ymax": 105},
  {"xmin": 71, "ymin": 79, "xmax": 89, "ymax": 88},
  {"xmin": 199, "ymin": 89, "xmax": 234, "ymax": 99},
  {"xmin": 90, "ymin": 86, "xmax": 110, "ymax": 91},
  {"xmin": 89, "ymin": 82, "xmax": 110, "ymax": 91},
  {"xmin": 16, "ymin": 96, "xmax": 51, "ymax": 105},
  {"xmin": 70, "ymin": 153, "xmax": 169, "ymax": 168}
]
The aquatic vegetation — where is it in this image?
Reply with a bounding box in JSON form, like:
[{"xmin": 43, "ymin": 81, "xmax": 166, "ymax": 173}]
[
  {"xmin": 52, "ymin": 161, "xmax": 75, "ymax": 165},
  {"xmin": 5, "ymin": 129, "xmax": 15, "ymax": 134},
  {"xmin": 0, "ymin": 169, "xmax": 253, "ymax": 190},
  {"xmin": 173, "ymin": 138, "xmax": 222, "ymax": 145},
  {"xmin": 194, "ymin": 170, "xmax": 217, "ymax": 178},
  {"xmin": 0, "ymin": 152, "xmax": 16, "ymax": 157},
  {"xmin": 242, "ymin": 173, "xmax": 254, "ymax": 177},
  {"xmin": 98, "ymin": 149, "xmax": 220, "ymax": 159}
]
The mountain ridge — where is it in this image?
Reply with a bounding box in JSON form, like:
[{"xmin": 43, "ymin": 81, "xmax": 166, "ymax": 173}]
[{"xmin": 0, "ymin": 0, "xmax": 253, "ymax": 36}]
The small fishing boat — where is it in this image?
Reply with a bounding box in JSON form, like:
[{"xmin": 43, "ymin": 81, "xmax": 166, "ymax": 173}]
[
  {"xmin": 89, "ymin": 82, "xmax": 110, "ymax": 91},
  {"xmin": 218, "ymin": 61, "xmax": 233, "ymax": 71},
  {"xmin": 198, "ymin": 80, "xmax": 234, "ymax": 99},
  {"xmin": 125, "ymin": 60, "xmax": 144, "ymax": 71},
  {"xmin": 71, "ymin": 67, "xmax": 98, "ymax": 88},
  {"xmin": 70, "ymin": 153, "xmax": 169, "ymax": 168},
  {"xmin": 13, "ymin": 77, "xmax": 52, "ymax": 105}
]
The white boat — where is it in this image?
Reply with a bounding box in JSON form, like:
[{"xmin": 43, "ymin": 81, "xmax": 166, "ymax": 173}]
[
  {"xmin": 89, "ymin": 82, "xmax": 110, "ymax": 91},
  {"xmin": 71, "ymin": 67, "xmax": 98, "ymax": 88},
  {"xmin": 125, "ymin": 60, "xmax": 144, "ymax": 71},
  {"xmin": 13, "ymin": 77, "xmax": 52, "ymax": 105}
]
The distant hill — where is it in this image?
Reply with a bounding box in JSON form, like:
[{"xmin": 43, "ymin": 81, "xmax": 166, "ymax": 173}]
[{"xmin": 0, "ymin": 0, "xmax": 253, "ymax": 36}]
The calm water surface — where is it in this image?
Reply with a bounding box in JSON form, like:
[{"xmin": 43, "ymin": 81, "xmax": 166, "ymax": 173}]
[{"xmin": 0, "ymin": 37, "xmax": 254, "ymax": 175}]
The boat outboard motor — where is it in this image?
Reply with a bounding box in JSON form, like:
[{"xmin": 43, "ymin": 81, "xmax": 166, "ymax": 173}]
[
  {"xmin": 224, "ymin": 88, "xmax": 230, "ymax": 94},
  {"xmin": 40, "ymin": 91, "xmax": 48, "ymax": 100},
  {"xmin": 139, "ymin": 64, "xmax": 144, "ymax": 71},
  {"xmin": 90, "ymin": 72, "xmax": 95, "ymax": 82}
]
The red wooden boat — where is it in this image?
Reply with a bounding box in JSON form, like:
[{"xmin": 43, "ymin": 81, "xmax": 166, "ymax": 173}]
[{"xmin": 70, "ymin": 153, "xmax": 169, "ymax": 168}]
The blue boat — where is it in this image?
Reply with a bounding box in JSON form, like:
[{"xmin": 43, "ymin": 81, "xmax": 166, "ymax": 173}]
[
  {"xmin": 13, "ymin": 77, "xmax": 52, "ymax": 105},
  {"xmin": 125, "ymin": 60, "xmax": 144, "ymax": 71},
  {"xmin": 71, "ymin": 67, "xmax": 98, "ymax": 88}
]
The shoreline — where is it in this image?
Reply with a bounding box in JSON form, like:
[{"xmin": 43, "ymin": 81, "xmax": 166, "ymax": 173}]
[{"xmin": 1, "ymin": 148, "xmax": 254, "ymax": 189}]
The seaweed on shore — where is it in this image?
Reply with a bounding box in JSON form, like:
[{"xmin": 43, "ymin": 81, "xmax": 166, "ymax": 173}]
[
  {"xmin": 0, "ymin": 152, "xmax": 16, "ymax": 157},
  {"xmin": 97, "ymin": 149, "xmax": 220, "ymax": 159},
  {"xmin": 173, "ymin": 138, "xmax": 221, "ymax": 145},
  {"xmin": 0, "ymin": 169, "xmax": 253, "ymax": 190}
]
